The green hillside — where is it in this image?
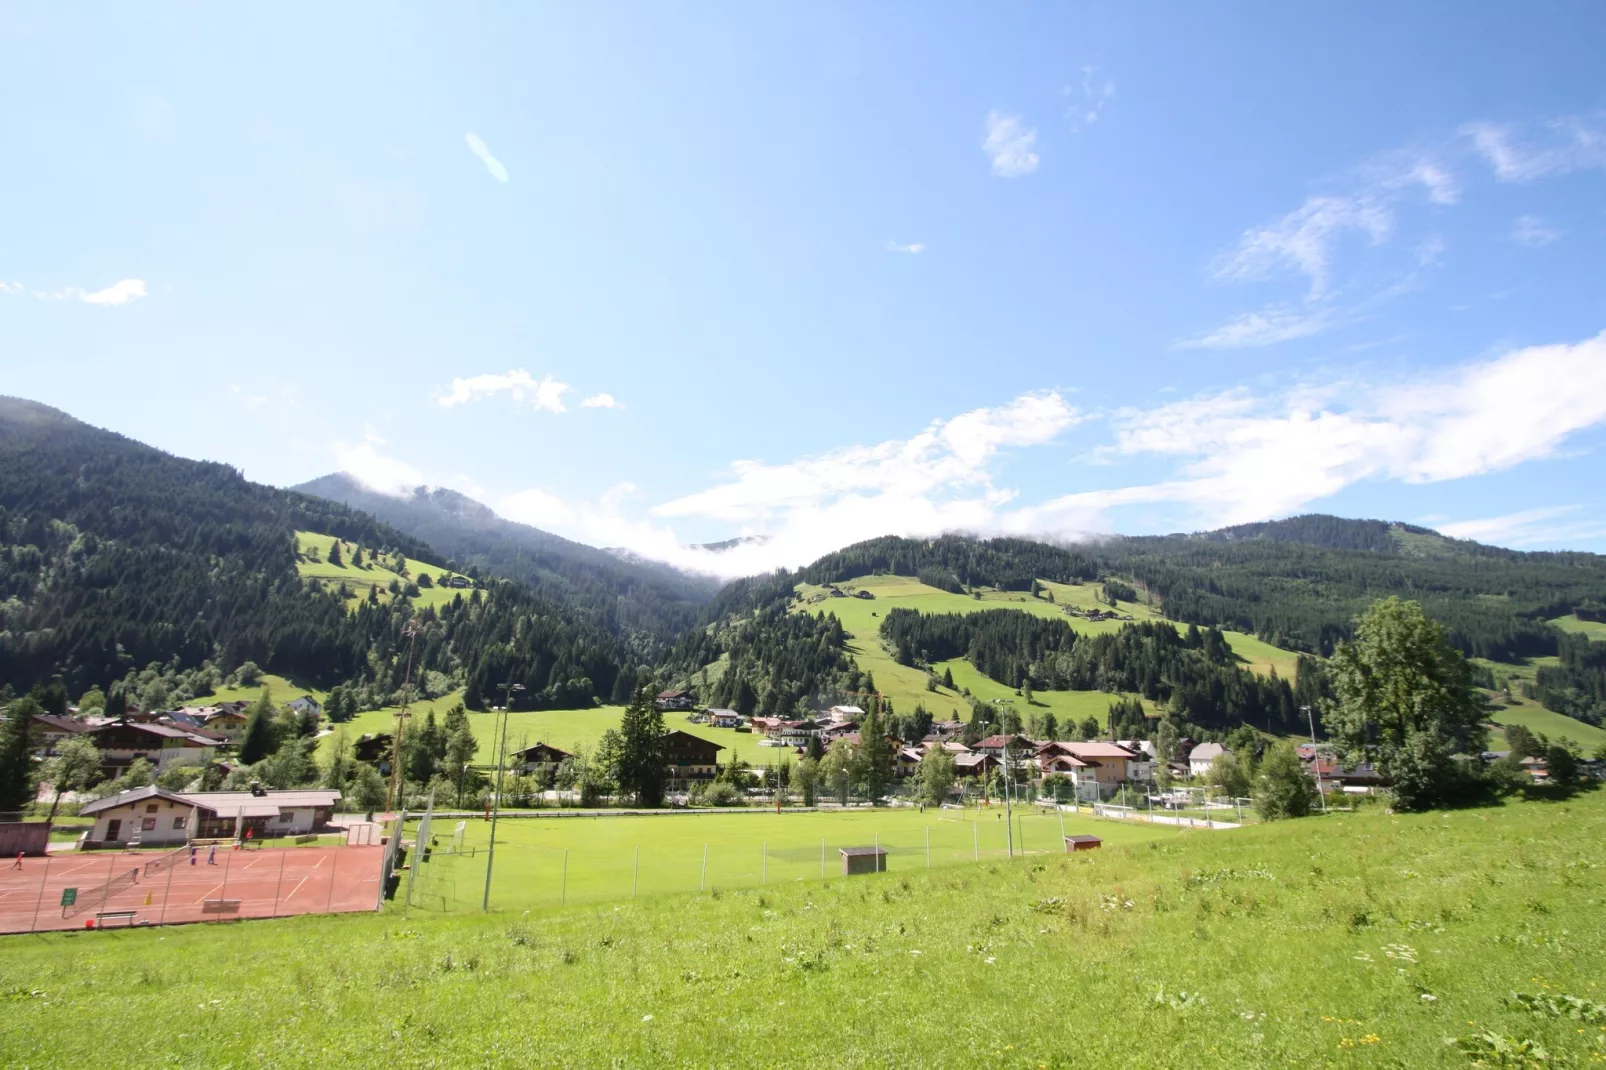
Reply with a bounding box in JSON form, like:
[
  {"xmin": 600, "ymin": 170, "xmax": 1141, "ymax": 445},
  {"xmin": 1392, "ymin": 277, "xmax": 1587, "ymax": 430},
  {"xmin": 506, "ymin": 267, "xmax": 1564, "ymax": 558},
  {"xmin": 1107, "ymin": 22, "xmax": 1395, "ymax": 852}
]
[
  {"xmin": 791, "ymin": 574, "xmax": 1301, "ymax": 728},
  {"xmin": 5, "ymin": 794, "xmax": 1602, "ymax": 1067},
  {"xmin": 295, "ymin": 530, "xmax": 473, "ymax": 612},
  {"xmin": 1551, "ymin": 614, "xmax": 1606, "ymax": 640}
]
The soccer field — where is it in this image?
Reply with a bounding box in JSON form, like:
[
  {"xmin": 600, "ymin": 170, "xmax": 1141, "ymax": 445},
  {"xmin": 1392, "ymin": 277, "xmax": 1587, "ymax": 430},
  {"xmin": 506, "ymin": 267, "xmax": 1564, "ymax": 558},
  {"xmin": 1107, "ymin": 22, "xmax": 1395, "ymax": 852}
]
[{"xmin": 402, "ymin": 806, "xmax": 1178, "ymax": 913}]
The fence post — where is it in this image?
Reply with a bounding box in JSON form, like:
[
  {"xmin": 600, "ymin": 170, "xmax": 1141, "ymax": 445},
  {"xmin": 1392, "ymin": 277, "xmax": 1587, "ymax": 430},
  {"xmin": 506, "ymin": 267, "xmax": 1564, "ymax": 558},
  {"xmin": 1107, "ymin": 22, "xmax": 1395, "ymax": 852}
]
[
  {"xmin": 326, "ymin": 848, "xmax": 339, "ymax": 914},
  {"xmin": 633, "ymin": 846, "xmax": 639, "ymax": 899},
  {"xmin": 700, "ymin": 844, "xmax": 708, "ymax": 893},
  {"xmin": 216, "ymin": 845, "xmax": 234, "ymax": 921},
  {"xmin": 29, "ymin": 853, "xmax": 51, "ymax": 933},
  {"xmin": 98, "ymin": 851, "xmax": 118, "ymax": 915},
  {"xmin": 271, "ymin": 848, "xmax": 288, "ymax": 918}
]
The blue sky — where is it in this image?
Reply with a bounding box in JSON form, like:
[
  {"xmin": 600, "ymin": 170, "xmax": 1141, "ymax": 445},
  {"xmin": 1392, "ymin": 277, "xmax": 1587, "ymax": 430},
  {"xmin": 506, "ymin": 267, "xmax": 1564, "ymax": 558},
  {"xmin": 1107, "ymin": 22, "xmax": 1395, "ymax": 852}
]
[{"xmin": 4, "ymin": 3, "xmax": 1605, "ymax": 576}]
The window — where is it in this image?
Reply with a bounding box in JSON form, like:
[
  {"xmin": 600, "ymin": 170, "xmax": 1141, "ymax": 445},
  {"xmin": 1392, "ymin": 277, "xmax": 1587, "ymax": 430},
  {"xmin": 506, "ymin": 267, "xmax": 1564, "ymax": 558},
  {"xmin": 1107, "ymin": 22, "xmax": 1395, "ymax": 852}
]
[
  {"xmin": 278, "ymin": 812, "xmax": 293, "ymax": 823},
  {"xmin": 172, "ymin": 816, "xmax": 187, "ymax": 830},
  {"xmin": 146, "ymin": 803, "xmax": 159, "ymax": 814},
  {"xmin": 141, "ymin": 817, "xmax": 157, "ymax": 831}
]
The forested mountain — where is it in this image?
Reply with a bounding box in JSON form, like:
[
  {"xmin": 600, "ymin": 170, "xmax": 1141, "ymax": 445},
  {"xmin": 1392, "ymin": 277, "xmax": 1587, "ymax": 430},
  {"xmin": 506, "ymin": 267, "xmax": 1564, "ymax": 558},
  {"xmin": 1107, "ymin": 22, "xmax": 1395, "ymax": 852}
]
[
  {"xmin": 0, "ymin": 399, "xmax": 643, "ymax": 708},
  {"xmin": 293, "ymin": 473, "xmax": 718, "ymax": 642}
]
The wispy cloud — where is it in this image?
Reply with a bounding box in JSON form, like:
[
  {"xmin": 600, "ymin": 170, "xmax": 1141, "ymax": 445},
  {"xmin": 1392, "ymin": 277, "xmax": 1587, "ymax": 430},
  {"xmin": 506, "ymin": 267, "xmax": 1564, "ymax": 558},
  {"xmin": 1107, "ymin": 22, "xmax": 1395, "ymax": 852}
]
[
  {"xmin": 1211, "ymin": 194, "xmax": 1392, "ymax": 301},
  {"xmin": 580, "ymin": 393, "xmax": 621, "ymax": 409},
  {"xmin": 886, "ymin": 240, "xmax": 926, "ymax": 255},
  {"xmin": 464, "ymin": 132, "xmax": 510, "ymax": 183},
  {"xmin": 1064, "ymin": 67, "xmax": 1115, "ymax": 130},
  {"xmin": 982, "ymin": 111, "xmax": 1039, "ymax": 178},
  {"xmin": 1511, "ymin": 214, "xmax": 1562, "ymax": 248},
  {"xmin": 437, "ymin": 370, "xmax": 570, "ymax": 412},
  {"xmin": 1031, "ymin": 330, "xmax": 1606, "ymax": 529},
  {"xmin": 1176, "ymin": 305, "xmax": 1334, "ymax": 349},
  {"xmin": 1464, "ymin": 115, "xmax": 1606, "ymax": 181},
  {"xmin": 1438, "ymin": 506, "xmax": 1584, "ymax": 547},
  {"xmin": 2, "ymin": 278, "xmax": 149, "ymax": 306}
]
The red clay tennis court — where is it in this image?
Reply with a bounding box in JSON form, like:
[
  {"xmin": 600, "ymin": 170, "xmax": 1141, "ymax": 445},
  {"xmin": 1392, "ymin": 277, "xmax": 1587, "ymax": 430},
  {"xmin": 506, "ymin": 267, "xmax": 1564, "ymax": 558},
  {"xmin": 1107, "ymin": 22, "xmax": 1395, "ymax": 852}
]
[{"xmin": 0, "ymin": 843, "xmax": 384, "ymax": 934}]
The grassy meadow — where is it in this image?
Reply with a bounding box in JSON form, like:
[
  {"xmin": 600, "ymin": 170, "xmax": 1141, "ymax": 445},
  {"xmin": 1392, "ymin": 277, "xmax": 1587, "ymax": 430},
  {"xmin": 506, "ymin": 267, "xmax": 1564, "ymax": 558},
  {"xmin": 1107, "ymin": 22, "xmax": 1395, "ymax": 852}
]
[
  {"xmin": 1550, "ymin": 614, "xmax": 1606, "ymax": 641},
  {"xmin": 294, "ymin": 530, "xmax": 472, "ymax": 612},
  {"xmin": 3, "ymin": 793, "xmax": 1602, "ymax": 1067}
]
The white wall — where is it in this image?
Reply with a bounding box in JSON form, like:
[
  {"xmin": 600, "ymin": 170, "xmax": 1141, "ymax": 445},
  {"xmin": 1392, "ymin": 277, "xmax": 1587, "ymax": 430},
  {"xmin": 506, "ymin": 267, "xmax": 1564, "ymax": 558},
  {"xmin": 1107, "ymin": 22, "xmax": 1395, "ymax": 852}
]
[{"xmin": 90, "ymin": 798, "xmax": 194, "ymax": 845}]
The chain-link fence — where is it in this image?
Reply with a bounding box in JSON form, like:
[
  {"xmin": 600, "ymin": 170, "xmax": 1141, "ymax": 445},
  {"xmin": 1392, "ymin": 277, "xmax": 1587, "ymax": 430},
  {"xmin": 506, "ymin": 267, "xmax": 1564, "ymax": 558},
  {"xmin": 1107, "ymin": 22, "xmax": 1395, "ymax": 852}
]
[{"xmin": 0, "ymin": 841, "xmax": 384, "ymax": 934}]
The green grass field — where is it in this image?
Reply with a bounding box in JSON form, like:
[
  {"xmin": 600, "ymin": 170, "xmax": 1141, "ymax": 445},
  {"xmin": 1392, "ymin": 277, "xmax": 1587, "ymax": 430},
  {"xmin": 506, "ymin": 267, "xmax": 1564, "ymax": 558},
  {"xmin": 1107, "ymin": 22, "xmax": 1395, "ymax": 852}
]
[
  {"xmin": 294, "ymin": 530, "xmax": 473, "ymax": 612},
  {"xmin": 793, "ymin": 574, "xmax": 1300, "ymax": 728},
  {"xmin": 409, "ymin": 806, "xmax": 1174, "ymax": 913},
  {"xmin": 321, "ymin": 703, "xmax": 785, "ymax": 766},
  {"xmin": 1551, "ymin": 614, "xmax": 1606, "ymax": 640},
  {"xmin": 4, "ymin": 793, "xmax": 1602, "ymax": 1067},
  {"xmin": 1489, "ymin": 700, "xmax": 1606, "ymax": 750}
]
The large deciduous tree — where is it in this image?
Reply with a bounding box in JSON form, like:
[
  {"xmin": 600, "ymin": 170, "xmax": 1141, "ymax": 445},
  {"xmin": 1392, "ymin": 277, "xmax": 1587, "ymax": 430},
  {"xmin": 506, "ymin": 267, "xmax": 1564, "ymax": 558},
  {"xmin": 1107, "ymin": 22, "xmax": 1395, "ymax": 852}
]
[
  {"xmin": 0, "ymin": 697, "xmax": 39, "ymax": 813},
  {"xmin": 1329, "ymin": 597, "xmax": 1487, "ymax": 811},
  {"xmin": 44, "ymin": 732, "xmax": 105, "ymax": 820}
]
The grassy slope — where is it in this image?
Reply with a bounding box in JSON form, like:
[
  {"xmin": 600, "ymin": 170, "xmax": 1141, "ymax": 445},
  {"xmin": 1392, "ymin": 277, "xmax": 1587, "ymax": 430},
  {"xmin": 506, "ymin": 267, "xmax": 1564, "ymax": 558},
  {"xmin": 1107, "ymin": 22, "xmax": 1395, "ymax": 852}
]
[
  {"xmin": 294, "ymin": 530, "xmax": 472, "ymax": 612},
  {"xmin": 4, "ymin": 794, "xmax": 1603, "ymax": 1068},
  {"xmin": 793, "ymin": 574, "xmax": 1297, "ymax": 728},
  {"xmin": 1551, "ymin": 614, "xmax": 1606, "ymax": 640}
]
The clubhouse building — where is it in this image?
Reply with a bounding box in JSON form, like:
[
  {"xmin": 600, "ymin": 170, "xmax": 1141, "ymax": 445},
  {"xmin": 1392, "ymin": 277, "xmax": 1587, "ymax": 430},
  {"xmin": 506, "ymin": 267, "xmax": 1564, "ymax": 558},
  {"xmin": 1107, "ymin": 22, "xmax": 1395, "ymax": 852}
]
[{"xmin": 79, "ymin": 786, "xmax": 341, "ymax": 847}]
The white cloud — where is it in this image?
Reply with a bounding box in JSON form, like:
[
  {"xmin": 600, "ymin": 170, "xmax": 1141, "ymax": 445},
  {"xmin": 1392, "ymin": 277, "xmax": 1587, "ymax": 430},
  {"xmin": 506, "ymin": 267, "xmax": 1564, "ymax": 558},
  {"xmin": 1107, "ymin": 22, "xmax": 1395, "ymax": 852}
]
[
  {"xmin": 886, "ymin": 240, "xmax": 926, "ymax": 255},
  {"xmin": 580, "ymin": 393, "xmax": 621, "ymax": 409},
  {"xmin": 2, "ymin": 278, "xmax": 150, "ymax": 305},
  {"xmin": 1464, "ymin": 115, "xmax": 1606, "ymax": 182},
  {"xmin": 982, "ymin": 111, "xmax": 1039, "ymax": 177},
  {"xmin": 437, "ymin": 369, "xmax": 570, "ymax": 412},
  {"xmin": 1211, "ymin": 194, "xmax": 1392, "ymax": 301},
  {"xmin": 1176, "ymin": 305, "xmax": 1334, "ymax": 349},
  {"xmin": 1438, "ymin": 506, "xmax": 1580, "ymax": 546},
  {"xmin": 464, "ymin": 132, "xmax": 510, "ymax": 183},
  {"xmin": 1511, "ymin": 214, "xmax": 1562, "ymax": 248},
  {"xmin": 332, "ymin": 437, "xmax": 426, "ymax": 497},
  {"xmin": 500, "ymin": 486, "xmax": 576, "ymax": 528},
  {"xmin": 653, "ymin": 391, "xmax": 1079, "ymax": 525},
  {"xmin": 1403, "ymin": 159, "xmax": 1460, "ymax": 205},
  {"xmin": 1033, "ymin": 330, "xmax": 1606, "ymax": 529},
  {"xmin": 77, "ymin": 279, "xmax": 148, "ymax": 306}
]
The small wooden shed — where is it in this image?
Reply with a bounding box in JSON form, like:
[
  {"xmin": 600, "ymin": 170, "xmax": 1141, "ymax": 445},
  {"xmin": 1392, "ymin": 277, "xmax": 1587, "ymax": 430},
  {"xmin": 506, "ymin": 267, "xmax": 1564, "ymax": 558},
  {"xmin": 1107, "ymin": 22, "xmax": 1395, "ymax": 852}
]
[
  {"xmin": 840, "ymin": 846, "xmax": 887, "ymax": 876},
  {"xmin": 1063, "ymin": 834, "xmax": 1102, "ymax": 852}
]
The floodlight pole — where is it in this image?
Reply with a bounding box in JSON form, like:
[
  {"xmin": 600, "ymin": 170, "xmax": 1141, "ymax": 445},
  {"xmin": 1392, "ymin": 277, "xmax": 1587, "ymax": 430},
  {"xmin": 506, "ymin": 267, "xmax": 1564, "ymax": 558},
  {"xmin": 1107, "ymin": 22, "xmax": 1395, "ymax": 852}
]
[
  {"xmin": 1302, "ymin": 705, "xmax": 1328, "ymax": 814},
  {"xmin": 482, "ymin": 677, "xmax": 524, "ymax": 911}
]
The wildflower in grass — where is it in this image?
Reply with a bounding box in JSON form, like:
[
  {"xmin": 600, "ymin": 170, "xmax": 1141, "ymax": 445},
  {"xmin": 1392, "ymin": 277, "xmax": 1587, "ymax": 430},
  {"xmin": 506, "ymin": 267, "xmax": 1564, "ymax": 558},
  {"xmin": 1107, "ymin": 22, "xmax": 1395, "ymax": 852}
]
[{"xmin": 641, "ymin": 1015, "xmax": 653, "ymax": 1023}]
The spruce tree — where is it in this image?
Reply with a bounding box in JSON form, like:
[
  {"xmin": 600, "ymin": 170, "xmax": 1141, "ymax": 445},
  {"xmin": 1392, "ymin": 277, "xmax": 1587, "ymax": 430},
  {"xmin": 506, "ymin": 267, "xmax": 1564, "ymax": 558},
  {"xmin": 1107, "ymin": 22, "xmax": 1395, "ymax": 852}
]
[
  {"xmin": 237, "ymin": 691, "xmax": 276, "ymax": 765},
  {"xmin": 328, "ymin": 540, "xmax": 342, "ymax": 566},
  {"xmin": 616, "ymin": 686, "xmax": 668, "ymax": 807},
  {"xmin": 0, "ymin": 696, "xmax": 39, "ymax": 813}
]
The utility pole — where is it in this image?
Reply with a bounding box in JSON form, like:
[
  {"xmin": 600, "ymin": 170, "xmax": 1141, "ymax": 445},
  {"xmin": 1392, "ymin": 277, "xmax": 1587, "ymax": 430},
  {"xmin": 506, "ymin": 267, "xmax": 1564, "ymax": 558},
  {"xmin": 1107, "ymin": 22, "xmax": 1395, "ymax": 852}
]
[
  {"xmin": 482, "ymin": 676, "xmax": 524, "ymax": 910},
  {"xmin": 1003, "ymin": 737, "xmax": 1015, "ymax": 859},
  {"xmin": 386, "ymin": 619, "xmax": 422, "ymax": 813},
  {"xmin": 1302, "ymin": 704, "xmax": 1328, "ymax": 814}
]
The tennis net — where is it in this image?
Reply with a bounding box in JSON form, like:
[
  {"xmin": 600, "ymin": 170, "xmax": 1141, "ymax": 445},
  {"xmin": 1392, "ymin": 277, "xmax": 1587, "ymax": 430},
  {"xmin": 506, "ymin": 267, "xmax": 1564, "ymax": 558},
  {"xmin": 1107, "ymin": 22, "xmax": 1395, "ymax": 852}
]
[
  {"xmin": 143, "ymin": 842, "xmax": 194, "ymax": 876},
  {"xmin": 61, "ymin": 866, "xmax": 141, "ymax": 918}
]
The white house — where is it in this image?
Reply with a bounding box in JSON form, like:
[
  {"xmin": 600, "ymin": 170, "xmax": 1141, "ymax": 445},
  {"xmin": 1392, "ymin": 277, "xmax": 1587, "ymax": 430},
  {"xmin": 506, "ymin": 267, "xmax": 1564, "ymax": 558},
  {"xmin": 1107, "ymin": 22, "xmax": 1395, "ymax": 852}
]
[
  {"xmin": 1188, "ymin": 742, "xmax": 1227, "ymax": 778},
  {"xmin": 828, "ymin": 705, "xmax": 864, "ymax": 723},
  {"xmin": 706, "ymin": 708, "xmax": 743, "ymax": 728},
  {"xmin": 79, "ymin": 786, "xmax": 342, "ymax": 847}
]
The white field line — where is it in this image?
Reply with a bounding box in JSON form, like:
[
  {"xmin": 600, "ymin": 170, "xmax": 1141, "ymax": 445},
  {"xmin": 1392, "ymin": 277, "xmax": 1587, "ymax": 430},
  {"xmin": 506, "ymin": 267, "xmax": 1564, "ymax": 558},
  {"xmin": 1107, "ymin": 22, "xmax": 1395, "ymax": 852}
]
[{"xmin": 281, "ymin": 875, "xmax": 311, "ymax": 903}]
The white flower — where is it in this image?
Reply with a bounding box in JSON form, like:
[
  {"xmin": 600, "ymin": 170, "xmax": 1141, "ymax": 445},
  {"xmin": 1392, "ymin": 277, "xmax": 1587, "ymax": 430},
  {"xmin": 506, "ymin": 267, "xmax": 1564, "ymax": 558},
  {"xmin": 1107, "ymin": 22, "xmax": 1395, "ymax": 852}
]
[
  {"xmin": 642, "ymin": 1015, "xmax": 653, "ymax": 1022},
  {"xmin": 1420, "ymin": 994, "xmax": 1437, "ymax": 1002}
]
